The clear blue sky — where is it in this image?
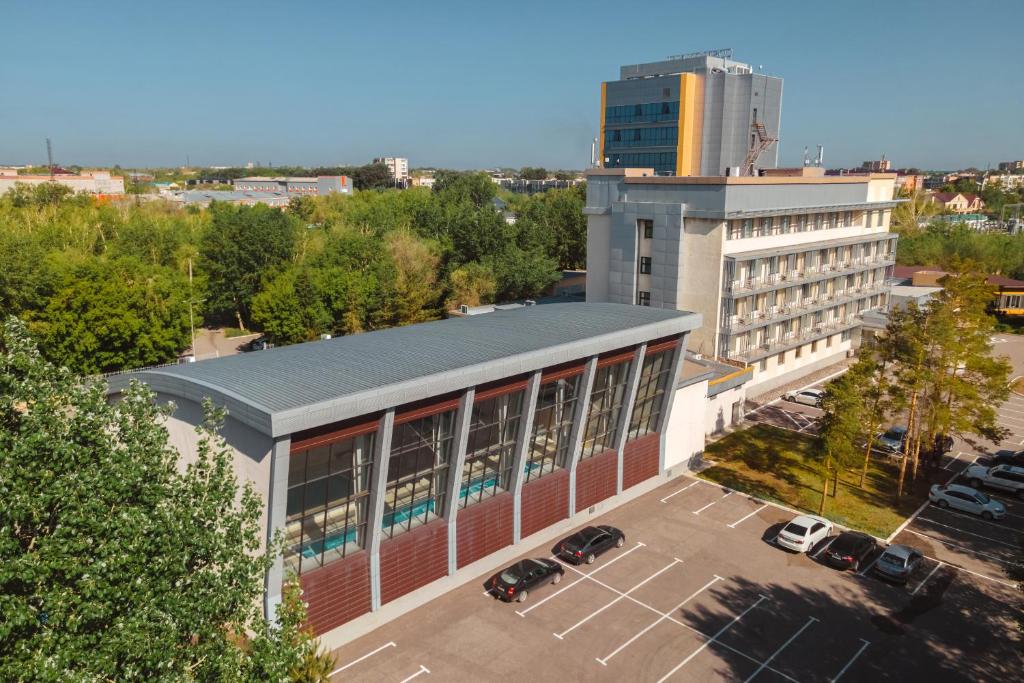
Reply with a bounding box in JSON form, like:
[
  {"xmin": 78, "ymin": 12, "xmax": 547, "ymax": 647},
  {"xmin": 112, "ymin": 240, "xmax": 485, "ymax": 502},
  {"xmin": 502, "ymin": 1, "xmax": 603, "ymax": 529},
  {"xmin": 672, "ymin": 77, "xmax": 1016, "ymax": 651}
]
[{"xmin": 2, "ymin": 0, "xmax": 1021, "ymax": 171}]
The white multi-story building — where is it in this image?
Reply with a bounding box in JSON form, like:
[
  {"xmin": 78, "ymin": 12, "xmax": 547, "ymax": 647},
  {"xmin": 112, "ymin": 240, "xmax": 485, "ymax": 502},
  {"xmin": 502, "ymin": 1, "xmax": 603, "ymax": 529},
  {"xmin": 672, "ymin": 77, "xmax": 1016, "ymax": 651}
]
[
  {"xmin": 585, "ymin": 166, "xmax": 900, "ymax": 392},
  {"xmin": 0, "ymin": 168, "xmax": 125, "ymax": 195},
  {"xmin": 373, "ymin": 157, "xmax": 409, "ymax": 182}
]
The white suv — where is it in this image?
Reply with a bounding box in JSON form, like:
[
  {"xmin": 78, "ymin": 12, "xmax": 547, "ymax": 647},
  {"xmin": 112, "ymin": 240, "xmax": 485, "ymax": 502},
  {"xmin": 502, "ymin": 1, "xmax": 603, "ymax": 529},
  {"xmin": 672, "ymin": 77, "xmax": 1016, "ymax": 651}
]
[
  {"xmin": 929, "ymin": 484, "xmax": 1006, "ymax": 520},
  {"xmin": 966, "ymin": 464, "xmax": 1024, "ymax": 500}
]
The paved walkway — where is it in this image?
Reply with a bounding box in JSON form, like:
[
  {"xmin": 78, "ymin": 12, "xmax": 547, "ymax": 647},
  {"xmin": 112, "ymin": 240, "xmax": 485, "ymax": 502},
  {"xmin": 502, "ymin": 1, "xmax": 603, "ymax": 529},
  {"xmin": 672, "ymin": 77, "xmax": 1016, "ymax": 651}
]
[{"xmin": 187, "ymin": 328, "xmax": 262, "ymax": 360}]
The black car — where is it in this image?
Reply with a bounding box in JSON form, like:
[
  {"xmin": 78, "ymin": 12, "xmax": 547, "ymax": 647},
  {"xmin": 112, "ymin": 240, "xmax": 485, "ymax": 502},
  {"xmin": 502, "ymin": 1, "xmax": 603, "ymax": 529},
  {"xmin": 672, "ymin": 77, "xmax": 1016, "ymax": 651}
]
[
  {"xmin": 824, "ymin": 531, "xmax": 877, "ymax": 571},
  {"xmin": 242, "ymin": 336, "xmax": 270, "ymax": 352},
  {"xmin": 557, "ymin": 525, "xmax": 625, "ymax": 565},
  {"xmin": 486, "ymin": 558, "xmax": 564, "ymax": 603},
  {"xmin": 991, "ymin": 451, "xmax": 1024, "ymax": 468}
]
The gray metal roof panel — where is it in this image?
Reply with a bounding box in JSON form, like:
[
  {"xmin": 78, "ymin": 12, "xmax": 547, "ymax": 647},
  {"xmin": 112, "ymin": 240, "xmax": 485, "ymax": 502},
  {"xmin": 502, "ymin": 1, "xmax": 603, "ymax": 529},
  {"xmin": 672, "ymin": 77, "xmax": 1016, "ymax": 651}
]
[{"xmin": 127, "ymin": 303, "xmax": 700, "ymax": 436}]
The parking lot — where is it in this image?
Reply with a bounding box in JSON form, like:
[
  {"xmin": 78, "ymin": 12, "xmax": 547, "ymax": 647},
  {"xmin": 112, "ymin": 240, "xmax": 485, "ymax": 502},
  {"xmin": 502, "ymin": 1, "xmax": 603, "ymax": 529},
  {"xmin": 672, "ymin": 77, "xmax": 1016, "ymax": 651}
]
[{"xmin": 328, "ymin": 474, "xmax": 1021, "ymax": 682}]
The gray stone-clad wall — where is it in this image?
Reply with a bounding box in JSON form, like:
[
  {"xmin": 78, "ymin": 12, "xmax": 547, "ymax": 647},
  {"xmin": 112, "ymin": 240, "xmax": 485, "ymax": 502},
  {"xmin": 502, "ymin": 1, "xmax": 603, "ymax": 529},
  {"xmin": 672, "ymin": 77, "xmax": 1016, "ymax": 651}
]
[
  {"xmin": 607, "ymin": 201, "xmax": 686, "ymax": 309},
  {"xmin": 608, "ymin": 204, "xmax": 639, "ymax": 304}
]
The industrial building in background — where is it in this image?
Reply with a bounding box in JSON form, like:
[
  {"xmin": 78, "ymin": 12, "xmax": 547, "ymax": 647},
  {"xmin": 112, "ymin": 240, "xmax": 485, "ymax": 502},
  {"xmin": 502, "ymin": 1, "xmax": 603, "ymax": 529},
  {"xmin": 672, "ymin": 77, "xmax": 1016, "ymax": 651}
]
[
  {"xmin": 0, "ymin": 168, "xmax": 125, "ymax": 195},
  {"xmin": 585, "ymin": 166, "xmax": 900, "ymax": 393},
  {"xmin": 600, "ymin": 49, "xmax": 783, "ymax": 177},
  {"xmin": 233, "ymin": 176, "xmax": 352, "ymax": 196}
]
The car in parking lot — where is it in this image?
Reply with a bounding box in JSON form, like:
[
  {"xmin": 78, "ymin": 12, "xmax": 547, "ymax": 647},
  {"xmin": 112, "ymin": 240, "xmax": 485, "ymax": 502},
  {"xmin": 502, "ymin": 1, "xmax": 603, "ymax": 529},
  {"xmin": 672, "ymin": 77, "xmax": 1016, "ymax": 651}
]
[
  {"xmin": 775, "ymin": 514, "xmax": 833, "ymax": 553},
  {"xmin": 783, "ymin": 389, "xmax": 825, "ymax": 407},
  {"xmin": 486, "ymin": 558, "xmax": 564, "ymax": 603},
  {"xmin": 873, "ymin": 544, "xmax": 924, "ymax": 584},
  {"xmin": 557, "ymin": 525, "xmax": 625, "ymax": 565},
  {"xmin": 241, "ymin": 336, "xmax": 271, "ymax": 352},
  {"xmin": 824, "ymin": 531, "xmax": 877, "ymax": 571},
  {"xmin": 966, "ymin": 464, "xmax": 1024, "ymax": 499},
  {"xmin": 990, "ymin": 451, "xmax": 1024, "ymax": 468},
  {"xmin": 929, "ymin": 483, "xmax": 1006, "ymax": 520},
  {"xmin": 875, "ymin": 426, "xmax": 908, "ymax": 455}
]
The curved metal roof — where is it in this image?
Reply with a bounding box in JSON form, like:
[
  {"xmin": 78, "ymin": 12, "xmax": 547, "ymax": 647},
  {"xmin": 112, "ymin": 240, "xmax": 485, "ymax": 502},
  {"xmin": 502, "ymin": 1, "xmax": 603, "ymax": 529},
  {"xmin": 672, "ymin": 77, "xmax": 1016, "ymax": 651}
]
[{"xmin": 109, "ymin": 303, "xmax": 700, "ymax": 438}]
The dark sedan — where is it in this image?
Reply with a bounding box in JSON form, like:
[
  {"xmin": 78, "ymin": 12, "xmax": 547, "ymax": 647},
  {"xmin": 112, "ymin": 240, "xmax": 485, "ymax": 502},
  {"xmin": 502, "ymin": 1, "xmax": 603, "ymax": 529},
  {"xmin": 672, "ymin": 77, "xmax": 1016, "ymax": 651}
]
[
  {"xmin": 824, "ymin": 531, "xmax": 877, "ymax": 571},
  {"xmin": 991, "ymin": 451, "xmax": 1024, "ymax": 468},
  {"xmin": 556, "ymin": 525, "xmax": 625, "ymax": 565},
  {"xmin": 486, "ymin": 558, "xmax": 564, "ymax": 603}
]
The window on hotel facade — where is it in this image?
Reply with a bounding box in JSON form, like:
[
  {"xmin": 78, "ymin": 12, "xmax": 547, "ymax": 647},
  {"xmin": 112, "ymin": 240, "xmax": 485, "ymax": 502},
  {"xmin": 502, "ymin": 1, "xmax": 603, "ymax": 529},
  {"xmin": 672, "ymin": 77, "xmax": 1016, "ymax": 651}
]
[
  {"xmin": 581, "ymin": 356, "xmax": 634, "ymax": 459},
  {"xmin": 814, "ymin": 214, "xmax": 824, "ymax": 230},
  {"xmin": 526, "ymin": 374, "xmax": 583, "ymax": 482},
  {"xmin": 627, "ymin": 347, "xmax": 676, "ymax": 440},
  {"xmin": 285, "ymin": 432, "xmax": 376, "ymax": 575},
  {"xmin": 458, "ymin": 389, "xmax": 525, "ymax": 508},
  {"xmin": 640, "ymin": 219, "xmax": 654, "ymax": 238},
  {"xmin": 381, "ymin": 410, "xmax": 456, "ymax": 539},
  {"xmin": 846, "ymin": 211, "xmax": 854, "ymax": 226},
  {"xmin": 638, "ymin": 291, "xmax": 651, "ymax": 306},
  {"xmin": 639, "ymin": 256, "xmax": 652, "ymax": 274},
  {"xmin": 742, "ymin": 219, "xmax": 753, "ymax": 238},
  {"xmin": 797, "ymin": 215, "xmax": 807, "ymax": 232},
  {"xmin": 780, "ymin": 216, "xmax": 791, "ymax": 233}
]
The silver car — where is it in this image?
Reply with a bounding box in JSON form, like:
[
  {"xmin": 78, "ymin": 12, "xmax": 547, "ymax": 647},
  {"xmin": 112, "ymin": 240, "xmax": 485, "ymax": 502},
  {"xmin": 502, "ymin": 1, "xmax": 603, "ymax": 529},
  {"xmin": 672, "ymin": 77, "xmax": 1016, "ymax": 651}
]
[
  {"xmin": 783, "ymin": 389, "xmax": 825, "ymax": 407},
  {"xmin": 929, "ymin": 483, "xmax": 1006, "ymax": 520},
  {"xmin": 873, "ymin": 544, "xmax": 923, "ymax": 584}
]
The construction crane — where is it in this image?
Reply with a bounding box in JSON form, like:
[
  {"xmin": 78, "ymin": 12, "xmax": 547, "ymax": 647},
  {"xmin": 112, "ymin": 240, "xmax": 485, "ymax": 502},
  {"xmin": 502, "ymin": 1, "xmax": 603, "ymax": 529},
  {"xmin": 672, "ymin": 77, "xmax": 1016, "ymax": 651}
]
[{"xmin": 741, "ymin": 121, "xmax": 778, "ymax": 176}]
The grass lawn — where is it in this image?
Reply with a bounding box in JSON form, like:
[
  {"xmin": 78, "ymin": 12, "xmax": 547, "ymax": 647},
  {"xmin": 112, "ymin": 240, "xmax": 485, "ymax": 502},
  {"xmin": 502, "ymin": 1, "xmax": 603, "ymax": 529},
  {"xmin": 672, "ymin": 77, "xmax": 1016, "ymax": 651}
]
[{"xmin": 698, "ymin": 424, "xmax": 934, "ymax": 538}]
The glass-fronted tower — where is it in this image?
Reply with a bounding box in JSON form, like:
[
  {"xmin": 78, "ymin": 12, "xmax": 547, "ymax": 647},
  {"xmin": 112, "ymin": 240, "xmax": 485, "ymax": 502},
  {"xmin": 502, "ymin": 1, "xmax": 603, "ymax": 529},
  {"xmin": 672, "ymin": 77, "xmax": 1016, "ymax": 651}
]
[{"xmin": 600, "ymin": 49, "xmax": 783, "ymax": 176}]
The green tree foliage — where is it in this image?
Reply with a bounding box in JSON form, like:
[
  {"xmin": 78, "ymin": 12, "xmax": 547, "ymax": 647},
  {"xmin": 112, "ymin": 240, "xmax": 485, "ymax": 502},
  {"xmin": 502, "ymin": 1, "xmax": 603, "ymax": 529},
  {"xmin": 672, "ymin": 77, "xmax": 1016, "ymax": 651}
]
[
  {"xmin": 897, "ymin": 223, "xmax": 1024, "ymax": 279},
  {"xmin": 0, "ymin": 318, "xmax": 319, "ymax": 681},
  {"xmin": 519, "ymin": 167, "xmax": 548, "ymax": 180},
  {"xmin": 817, "ymin": 373, "xmax": 867, "ymax": 513},
  {"xmin": 199, "ymin": 203, "xmax": 299, "ymax": 329}
]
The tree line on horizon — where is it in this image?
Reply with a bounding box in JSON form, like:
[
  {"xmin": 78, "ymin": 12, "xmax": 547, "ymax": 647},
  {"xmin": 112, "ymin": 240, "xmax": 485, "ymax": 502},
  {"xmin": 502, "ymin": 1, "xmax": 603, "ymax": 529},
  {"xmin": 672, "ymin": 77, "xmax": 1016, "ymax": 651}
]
[{"xmin": 0, "ymin": 173, "xmax": 586, "ymax": 375}]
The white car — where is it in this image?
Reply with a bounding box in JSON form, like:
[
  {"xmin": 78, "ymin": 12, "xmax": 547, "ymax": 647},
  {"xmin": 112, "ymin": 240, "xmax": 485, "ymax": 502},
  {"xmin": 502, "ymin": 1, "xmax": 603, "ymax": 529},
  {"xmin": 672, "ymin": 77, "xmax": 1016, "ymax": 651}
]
[
  {"xmin": 776, "ymin": 514, "xmax": 833, "ymax": 552},
  {"xmin": 966, "ymin": 464, "xmax": 1024, "ymax": 500},
  {"xmin": 929, "ymin": 483, "xmax": 1006, "ymax": 520},
  {"xmin": 783, "ymin": 389, "xmax": 824, "ymax": 407}
]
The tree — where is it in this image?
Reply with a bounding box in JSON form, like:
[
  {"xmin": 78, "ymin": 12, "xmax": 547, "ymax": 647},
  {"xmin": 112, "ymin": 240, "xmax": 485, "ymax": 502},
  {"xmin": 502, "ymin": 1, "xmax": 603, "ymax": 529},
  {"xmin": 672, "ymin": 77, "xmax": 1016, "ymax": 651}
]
[
  {"xmin": 351, "ymin": 163, "xmax": 394, "ymax": 191},
  {"xmin": 891, "ymin": 189, "xmax": 939, "ymax": 232},
  {"xmin": 519, "ymin": 167, "xmax": 548, "ymax": 180},
  {"xmin": 816, "ymin": 373, "xmax": 867, "ymax": 513},
  {"xmin": 0, "ymin": 317, "xmax": 317, "ymax": 680},
  {"xmin": 447, "ymin": 262, "xmax": 496, "ymax": 309},
  {"xmin": 485, "ymin": 246, "xmax": 561, "ymax": 301},
  {"xmin": 843, "ymin": 341, "xmax": 894, "ymax": 488},
  {"xmin": 198, "ymin": 203, "xmax": 299, "ymax": 329}
]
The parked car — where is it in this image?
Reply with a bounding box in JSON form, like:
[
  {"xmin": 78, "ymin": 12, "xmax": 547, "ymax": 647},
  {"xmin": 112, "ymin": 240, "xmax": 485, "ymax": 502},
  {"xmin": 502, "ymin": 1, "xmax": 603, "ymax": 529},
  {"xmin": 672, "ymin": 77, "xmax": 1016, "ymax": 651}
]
[
  {"xmin": 990, "ymin": 451, "xmax": 1024, "ymax": 468},
  {"xmin": 242, "ymin": 336, "xmax": 270, "ymax": 352},
  {"xmin": 875, "ymin": 426, "xmax": 908, "ymax": 455},
  {"xmin": 556, "ymin": 525, "xmax": 625, "ymax": 565},
  {"xmin": 823, "ymin": 531, "xmax": 877, "ymax": 571},
  {"xmin": 873, "ymin": 544, "xmax": 924, "ymax": 584},
  {"xmin": 486, "ymin": 558, "xmax": 564, "ymax": 603},
  {"xmin": 966, "ymin": 464, "xmax": 1024, "ymax": 499},
  {"xmin": 775, "ymin": 514, "xmax": 833, "ymax": 553},
  {"xmin": 783, "ymin": 389, "xmax": 825, "ymax": 407},
  {"xmin": 929, "ymin": 483, "xmax": 1006, "ymax": 520}
]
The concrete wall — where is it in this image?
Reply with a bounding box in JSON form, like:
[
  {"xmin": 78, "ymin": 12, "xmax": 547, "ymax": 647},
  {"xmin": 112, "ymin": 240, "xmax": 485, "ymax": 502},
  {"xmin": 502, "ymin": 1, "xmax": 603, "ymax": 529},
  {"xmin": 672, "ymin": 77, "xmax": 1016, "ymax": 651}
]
[
  {"xmin": 155, "ymin": 392, "xmax": 275, "ymax": 549},
  {"xmin": 678, "ymin": 217, "xmax": 725, "ymax": 356},
  {"xmin": 705, "ymin": 384, "xmax": 746, "ymax": 435},
  {"xmin": 701, "ymin": 72, "xmax": 783, "ymax": 175},
  {"xmin": 663, "ymin": 379, "xmax": 707, "ymax": 472},
  {"xmin": 585, "ymin": 213, "xmax": 611, "ymax": 303}
]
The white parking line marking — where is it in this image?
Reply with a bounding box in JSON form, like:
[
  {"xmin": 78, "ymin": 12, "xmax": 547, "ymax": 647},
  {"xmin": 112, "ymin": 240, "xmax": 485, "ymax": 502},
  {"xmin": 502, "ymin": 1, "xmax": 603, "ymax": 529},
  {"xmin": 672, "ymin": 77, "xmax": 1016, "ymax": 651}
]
[
  {"xmin": 515, "ymin": 542, "xmax": 645, "ymax": 617},
  {"xmin": 693, "ymin": 491, "xmax": 733, "ymax": 515},
  {"xmin": 858, "ymin": 552, "xmax": 882, "ymax": 576},
  {"xmin": 925, "ymin": 505, "xmax": 1023, "ymax": 531},
  {"xmin": 782, "ymin": 410, "xmax": 806, "ymax": 431},
  {"xmin": 911, "ymin": 562, "xmax": 943, "ymax": 596},
  {"xmin": 919, "ymin": 554, "xmax": 1018, "ymax": 589},
  {"xmin": 728, "ymin": 504, "xmax": 768, "ymax": 528},
  {"xmin": 829, "ymin": 639, "xmax": 870, "ymax": 682},
  {"xmin": 656, "ymin": 596, "xmax": 767, "ymax": 683},
  {"xmin": 915, "ymin": 517, "xmax": 1019, "ymax": 548},
  {"xmin": 596, "ymin": 575, "xmax": 723, "ymax": 666},
  {"xmin": 564, "ymin": 566, "xmax": 798, "ymax": 682},
  {"xmin": 812, "ymin": 537, "xmax": 837, "ymax": 559},
  {"xmin": 554, "ymin": 559, "xmax": 681, "ymax": 639},
  {"xmin": 398, "ymin": 665, "xmax": 430, "ymax": 682},
  {"xmin": 330, "ymin": 641, "xmax": 397, "ymax": 676},
  {"xmin": 886, "ymin": 457, "xmax": 978, "ymax": 544},
  {"xmin": 661, "ymin": 480, "xmax": 701, "ymax": 503},
  {"xmin": 905, "ymin": 529, "xmax": 1017, "ymax": 566},
  {"xmin": 942, "ymin": 451, "xmax": 964, "ymax": 470},
  {"xmin": 744, "ymin": 616, "xmax": 817, "ymax": 682}
]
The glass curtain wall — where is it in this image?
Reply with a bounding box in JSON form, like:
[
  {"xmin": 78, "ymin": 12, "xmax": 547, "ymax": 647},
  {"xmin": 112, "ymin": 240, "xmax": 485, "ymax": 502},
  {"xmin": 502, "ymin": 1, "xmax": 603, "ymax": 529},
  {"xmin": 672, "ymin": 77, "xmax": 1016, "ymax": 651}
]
[
  {"xmin": 580, "ymin": 356, "xmax": 634, "ymax": 459},
  {"xmin": 525, "ymin": 373, "xmax": 583, "ymax": 483},
  {"xmin": 458, "ymin": 389, "xmax": 525, "ymax": 508},
  {"xmin": 627, "ymin": 347, "xmax": 676, "ymax": 440},
  {"xmin": 381, "ymin": 410, "xmax": 456, "ymax": 539},
  {"xmin": 285, "ymin": 432, "xmax": 376, "ymax": 575}
]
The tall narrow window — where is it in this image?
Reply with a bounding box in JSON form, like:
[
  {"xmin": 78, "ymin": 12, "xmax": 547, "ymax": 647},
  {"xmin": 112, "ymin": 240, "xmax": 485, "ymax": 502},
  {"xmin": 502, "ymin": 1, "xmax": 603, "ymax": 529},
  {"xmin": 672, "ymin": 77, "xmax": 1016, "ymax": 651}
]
[
  {"xmin": 458, "ymin": 389, "xmax": 525, "ymax": 508},
  {"xmin": 581, "ymin": 356, "xmax": 634, "ymax": 459},
  {"xmin": 526, "ymin": 373, "xmax": 583, "ymax": 482},
  {"xmin": 639, "ymin": 256, "xmax": 652, "ymax": 274},
  {"xmin": 285, "ymin": 431, "xmax": 376, "ymax": 575},
  {"xmin": 627, "ymin": 346, "xmax": 676, "ymax": 440},
  {"xmin": 381, "ymin": 409, "xmax": 456, "ymax": 539},
  {"xmin": 637, "ymin": 291, "xmax": 651, "ymax": 306}
]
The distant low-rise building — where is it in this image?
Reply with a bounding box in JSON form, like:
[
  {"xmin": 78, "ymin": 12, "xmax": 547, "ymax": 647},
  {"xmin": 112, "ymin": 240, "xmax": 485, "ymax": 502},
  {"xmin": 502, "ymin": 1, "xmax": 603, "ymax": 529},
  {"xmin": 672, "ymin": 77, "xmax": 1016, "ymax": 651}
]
[
  {"xmin": 410, "ymin": 176, "xmax": 435, "ymax": 189},
  {"xmin": 0, "ymin": 168, "xmax": 125, "ymax": 195},
  {"xmin": 997, "ymin": 160, "xmax": 1024, "ymax": 172},
  {"xmin": 895, "ymin": 174, "xmax": 924, "ymax": 194},
  {"xmin": 232, "ymin": 176, "xmax": 352, "ymax": 196},
  {"xmin": 171, "ymin": 190, "xmax": 292, "ymax": 208},
  {"xmin": 929, "ymin": 191, "xmax": 984, "ymax": 214},
  {"xmin": 984, "ymin": 174, "xmax": 1024, "ymax": 190},
  {"xmin": 373, "ymin": 157, "xmax": 409, "ymax": 183},
  {"xmin": 861, "ymin": 158, "xmax": 892, "ymax": 172}
]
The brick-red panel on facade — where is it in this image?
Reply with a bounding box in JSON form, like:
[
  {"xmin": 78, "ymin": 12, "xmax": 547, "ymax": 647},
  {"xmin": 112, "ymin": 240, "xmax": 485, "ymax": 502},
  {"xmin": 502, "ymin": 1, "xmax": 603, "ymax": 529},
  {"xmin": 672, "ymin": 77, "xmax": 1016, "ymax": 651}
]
[
  {"xmin": 622, "ymin": 433, "xmax": 661, "ymax": 490},
  {"xmin": 575, "ymin": 449, "xmax": 618, "ymax": 512},
  {"xmin": 299, "ymin": 550, "xmax": 371, "ymax": 636},
  {"xmin": 521, "ymin": 469, "xmax": 569, "ymax": 538},
  {"xmin": 379, "ymin": 518, "xmax": 449, "ymax": 606},
  {"xmin": 456, "ymin": 492, "xmax": 514, "ymax": 569}
]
